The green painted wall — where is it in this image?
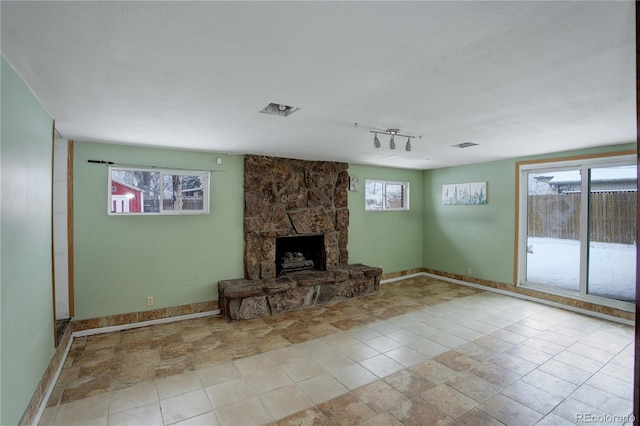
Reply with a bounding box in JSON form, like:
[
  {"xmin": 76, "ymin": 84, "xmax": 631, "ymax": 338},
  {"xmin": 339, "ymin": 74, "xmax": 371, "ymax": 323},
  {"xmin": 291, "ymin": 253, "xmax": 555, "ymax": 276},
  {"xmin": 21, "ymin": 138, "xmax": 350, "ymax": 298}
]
[
  {"xmin": 348, "ymin": 164, "xmax": 424, "ymax": 273},
  {"xmin": 73, "ymin": 142, "xmax": 244, "ymax": 319},
  {"xmin": 1, "ymin": 57, "xmax": 55, "ymax": 425},
  {"xmin": 423, "ymin": 143, "xmax": 636, "ymax": 284}
]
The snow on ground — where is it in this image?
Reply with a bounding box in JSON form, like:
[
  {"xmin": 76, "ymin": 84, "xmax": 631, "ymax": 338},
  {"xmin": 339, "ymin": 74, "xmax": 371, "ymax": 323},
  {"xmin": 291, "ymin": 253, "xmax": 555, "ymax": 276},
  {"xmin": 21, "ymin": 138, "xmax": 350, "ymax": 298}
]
[{"xmin": 526, "ymin": 237, "xmax": 636, "ymax": 302}]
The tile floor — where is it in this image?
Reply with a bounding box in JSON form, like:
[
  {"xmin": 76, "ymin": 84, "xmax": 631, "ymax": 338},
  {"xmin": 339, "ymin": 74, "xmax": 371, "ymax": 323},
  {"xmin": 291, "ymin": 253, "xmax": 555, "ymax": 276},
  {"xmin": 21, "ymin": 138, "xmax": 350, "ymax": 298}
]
[{"xmin": 39, "ymin": 277, "xmax": 635, "ymax": 425}]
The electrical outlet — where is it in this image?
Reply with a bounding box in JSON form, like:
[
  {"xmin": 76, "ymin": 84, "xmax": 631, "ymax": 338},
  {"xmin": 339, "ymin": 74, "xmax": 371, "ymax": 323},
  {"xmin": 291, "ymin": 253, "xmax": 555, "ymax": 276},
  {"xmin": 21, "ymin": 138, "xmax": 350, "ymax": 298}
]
[
  {"xmin": 467, "ymin": 267, "xmax": 473, "ymax": 275},
  {"xmin": 146, "ymin": 296, "xmax": 154, "ymax": 306}
]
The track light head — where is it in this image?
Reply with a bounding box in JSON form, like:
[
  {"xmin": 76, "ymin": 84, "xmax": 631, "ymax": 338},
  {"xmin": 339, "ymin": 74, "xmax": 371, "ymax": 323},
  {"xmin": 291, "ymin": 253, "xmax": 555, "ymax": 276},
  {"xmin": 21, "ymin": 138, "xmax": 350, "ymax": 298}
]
[
  {"xmin": 389, "ymin": 135, "xmax": 396, "ymax": 150},
  {"xmin": 405, "ymin": 137, "xmax": 411, "ymax": 152},
  {"xmin": 373, "ymin": 134, "xmax": 381, "ymax": 148}
]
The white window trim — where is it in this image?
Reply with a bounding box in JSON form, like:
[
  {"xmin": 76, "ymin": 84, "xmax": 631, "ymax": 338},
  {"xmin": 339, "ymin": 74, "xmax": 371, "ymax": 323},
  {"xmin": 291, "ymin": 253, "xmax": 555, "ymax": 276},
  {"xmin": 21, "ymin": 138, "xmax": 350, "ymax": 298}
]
[
  {"xmin": 108, "ymin": 166, "xmax": 210, "ymax": 216},
  {"xmin": 365, "ymin": 179, "xmax": 410, "ymax": 211},
  {"xmin": 516, "ymin": 153, "xmax": 636, "ymax": 312}
]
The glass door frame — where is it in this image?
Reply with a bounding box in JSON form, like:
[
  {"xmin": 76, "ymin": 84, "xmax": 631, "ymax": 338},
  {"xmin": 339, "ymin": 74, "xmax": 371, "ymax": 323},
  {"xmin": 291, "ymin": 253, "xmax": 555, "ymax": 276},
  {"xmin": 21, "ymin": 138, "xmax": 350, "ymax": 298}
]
[{"xmin": 516, "ymin": 152, "xmax": 636, "ymax": 312}]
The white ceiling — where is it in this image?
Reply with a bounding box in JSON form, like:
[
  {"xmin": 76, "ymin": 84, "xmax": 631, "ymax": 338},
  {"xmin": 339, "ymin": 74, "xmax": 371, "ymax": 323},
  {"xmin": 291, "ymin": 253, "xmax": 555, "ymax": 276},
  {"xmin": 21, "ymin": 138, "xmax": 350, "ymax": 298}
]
[{"xmin": 1, "ymin": 1, "xmax": 636, "ymax": 170}]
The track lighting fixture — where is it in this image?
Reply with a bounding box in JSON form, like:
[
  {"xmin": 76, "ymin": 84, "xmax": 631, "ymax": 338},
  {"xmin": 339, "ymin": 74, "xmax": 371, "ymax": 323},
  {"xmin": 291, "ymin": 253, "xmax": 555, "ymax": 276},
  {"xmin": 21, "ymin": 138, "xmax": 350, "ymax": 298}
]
[{"xmin": 369, "ymin": 129, "xmax": 417, "ymax": 152}]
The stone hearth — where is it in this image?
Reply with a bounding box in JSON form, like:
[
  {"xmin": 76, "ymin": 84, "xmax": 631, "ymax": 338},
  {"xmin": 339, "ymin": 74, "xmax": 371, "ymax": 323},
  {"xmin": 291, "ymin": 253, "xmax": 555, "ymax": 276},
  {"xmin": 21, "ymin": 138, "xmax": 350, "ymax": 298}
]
[
  {"xmin": 218, "ymin": 154, "xmax": 381, "ymax": 321},
  {"xmin": 219, "ymin": 264, "xmax": 382, "ymax": 321}
]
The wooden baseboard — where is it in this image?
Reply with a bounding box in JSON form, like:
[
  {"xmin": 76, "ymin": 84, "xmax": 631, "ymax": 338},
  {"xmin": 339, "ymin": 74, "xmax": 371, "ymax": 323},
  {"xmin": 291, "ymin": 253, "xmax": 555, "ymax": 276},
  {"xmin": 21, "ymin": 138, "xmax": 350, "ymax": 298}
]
[
  {"xmin": 19, "ymin": 325, "xmax": 71, "ymax": 426},
  {"xmin": 71, "ymin": 300, "xmax": 219, "ymax": 332}
]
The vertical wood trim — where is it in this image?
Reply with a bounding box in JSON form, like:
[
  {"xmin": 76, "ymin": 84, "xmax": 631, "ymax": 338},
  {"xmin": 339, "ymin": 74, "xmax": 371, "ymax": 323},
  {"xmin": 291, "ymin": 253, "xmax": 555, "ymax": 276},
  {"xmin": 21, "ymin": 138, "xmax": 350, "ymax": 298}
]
[
  {"xmin": 67, "ymin": 140, "xmax": 75, "ymax": 317},
  {"xmin": 634, "ymin": 2, "xmax": 639, "ymax": 423},
  {"xmin": 50, "ymin": 121, "xmax": 57, "ymax": 345},
  {"xmin": 513, "ymin": 164, "xmax": 520, "ymax": 285}
]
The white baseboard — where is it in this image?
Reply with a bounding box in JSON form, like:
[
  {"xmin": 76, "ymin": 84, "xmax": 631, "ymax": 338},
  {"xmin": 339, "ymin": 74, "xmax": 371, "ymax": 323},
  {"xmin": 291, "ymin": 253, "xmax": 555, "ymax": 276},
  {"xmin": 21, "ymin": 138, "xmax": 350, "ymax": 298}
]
[{"xmin": 421, "ymin": 272, "xmax": 634, "ymax": 326}]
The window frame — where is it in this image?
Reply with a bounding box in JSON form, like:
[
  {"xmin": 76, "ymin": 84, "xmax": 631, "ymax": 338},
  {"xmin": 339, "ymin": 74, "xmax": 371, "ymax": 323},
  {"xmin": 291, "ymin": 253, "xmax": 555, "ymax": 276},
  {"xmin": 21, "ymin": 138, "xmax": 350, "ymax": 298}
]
[
  {"xmin": 364, "ymin": 179, "xmax": 410, "ymax": 211},
  {"xmin": 515, "ymin": 152, "xmax": 636, "ymax": 311},
  {"xmin": 108, "ymin": 166, "xmax": 210, "ymax": 216}
]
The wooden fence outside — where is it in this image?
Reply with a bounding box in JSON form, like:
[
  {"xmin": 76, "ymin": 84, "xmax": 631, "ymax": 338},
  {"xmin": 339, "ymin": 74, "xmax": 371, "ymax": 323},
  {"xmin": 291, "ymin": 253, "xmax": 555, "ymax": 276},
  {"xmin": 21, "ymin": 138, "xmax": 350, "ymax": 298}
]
[{"xmin": 527, "ymin": 192, "xmax": 637, "ymax": 245}]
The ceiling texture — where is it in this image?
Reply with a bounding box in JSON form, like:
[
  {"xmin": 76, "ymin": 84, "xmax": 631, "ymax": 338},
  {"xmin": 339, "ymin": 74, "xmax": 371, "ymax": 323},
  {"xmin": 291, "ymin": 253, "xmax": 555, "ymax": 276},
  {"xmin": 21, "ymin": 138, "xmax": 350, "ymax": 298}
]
[{"xmin": 1, "ymin": 1, "xmax": 636, "ymax": 170}]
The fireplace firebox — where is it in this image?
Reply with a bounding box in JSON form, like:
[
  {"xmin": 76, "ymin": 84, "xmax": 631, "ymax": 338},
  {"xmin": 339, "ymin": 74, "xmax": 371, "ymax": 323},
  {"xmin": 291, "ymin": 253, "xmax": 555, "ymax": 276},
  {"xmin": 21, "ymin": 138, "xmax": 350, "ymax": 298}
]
[{"xmin": 276, "ymin": 235, "xmax": 325, "ymax": 275}]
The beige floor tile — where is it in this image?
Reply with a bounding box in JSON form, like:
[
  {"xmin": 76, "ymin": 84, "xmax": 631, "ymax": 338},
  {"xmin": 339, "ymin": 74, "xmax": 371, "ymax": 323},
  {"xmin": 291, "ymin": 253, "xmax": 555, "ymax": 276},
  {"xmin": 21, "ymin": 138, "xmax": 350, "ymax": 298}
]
[
  {"xmin": 297, "ymin": 373, "xmax": 349, "ymax": 404},
  {"xmin": 215, "ymin": 397, "xmax": 273, "ymax": 426},
  {"xmin": 383, "ymin": 369, "xmax": 437, "ymax": 397},
  {"xmin": 275, "ymin": 407, "xmax": 331, "ymax": 425},
  {"xmin": 280, "ymin": 357, "xmax": 325, "ymax": 382},
  {"xmin": 108, "ymin": 381, "xmax": 158, "ymax": 415},
  {"xmin": 571, "ymin": 384, "xmax": 633, "ymax": 416},
  {"xmin": 359, "ymin": 411, "xmax": 405, "ymax": 426},
  {"xmin": 317, "ymin": 392, "xmax": 377, "ymax": 425},
  {"xmin": 538, "ymin": 358, "xmax": 592, "ymax": 385},
  {"xmin": 520, "ymin": 369, "xmax": 577, "ymax": 399},
  {"xmin": 446, "ymin": 371, "xmax": 501, "ymax": 403},
  {"xmin": 320, "ymin": 331, "xmax": 359, "ymax": 348},
  {"xmin": 345, "ymin": 326, "xmax": 382, "ymax": 341},
  {"xmin": 339, "ymin": 342, "xmax": 380, "ymax": 362},
  {"xmin": 173, "ymin": 411, "xmax": 220, "ymax": 426},
  {"xmin": 196, "ymin": 362, "xmax": 241, "ymax": 387},
  {"xmin": 500, "ymin": 380, "xmax": 562, "ymax": 415},
  {"xmin": 160, "ymin": 389, "xmax": 212, "ymax": 424},
  {"xmin": 387, "ymin": 397, "xmax": 451, "ymax": 426},
  {"xmin": 586, "ymin": 371, "xmax": 633, "ymax": 401},
  {"xmin": 504, "ymin": 343, "xmax": 553, "ymax": 365},
  {"xmin": 421, "ymin": 384, "xmax": 478, "ymax": 418},
  {"xmin": 259, "ymin": 384, "xmax": 314, "ymax": 421},
  {"xmin": 488, "ymin": 352, "xmax": 537, "ymax": 376},
  {"xmin": 406, "ymin": 337, "xmax": 449, "ymax": 357},
  {"xmin": 478, "ymin": 394, "xmax": 542, "ymax": 426},
  {"xmin": 360, "ymin": 354, "xmax": 405, "ymax": 378},
  {"xmin": 107, "ymin": 402, "xmax": 162, "ymax": 426},
  {"xmin": 520, "ymin": 336, "xmax": 566, "ymax": 355},
  {"xmin": 470, "ymin": 362, "xmax": 520, "ymax": 388},
  {"xmin": 384, "ymin": 346, "xmax": 428, "ymax": 367},
  {"xmin": 535, "ymin": 412, "xmax": 576, "ymax": 425},
  {"xmin": 309, "ymin": 350, "xmax": 355, "ymax": 371},
  {"xmin": 365, "ymin": 320, "xmax": 400, "ymax": 334},
  {"xmin": 364, "ymin": 335, "xmax": 403, "ymax": 353},
  {"xmin": 330, "ymin": 363, "xmax": 378, "ymax": 390},
  {"xmin": 446, "ymin": 407, "xmax": 505, "ymax": 426},
  {"xmin": 385, "ymin": 329, "xmax": 422, "ymax": 345},
  {"xmin": 353, "ymin": 380, "xmax": 408, "ymax": 413},
  {"xmin": 157, "ymin": 370, "xmax": 202, "ymax": 400},
  {"xmin": 426, "ymin": 331, "xmax": 468, "ymax": 348},
  {"xmin": 52, "ymin": 393, "xmax": 109, "ymax": 426},
  {"xmin": 552, "ymin": 397, "xmax": 606, "ymax": 424}
]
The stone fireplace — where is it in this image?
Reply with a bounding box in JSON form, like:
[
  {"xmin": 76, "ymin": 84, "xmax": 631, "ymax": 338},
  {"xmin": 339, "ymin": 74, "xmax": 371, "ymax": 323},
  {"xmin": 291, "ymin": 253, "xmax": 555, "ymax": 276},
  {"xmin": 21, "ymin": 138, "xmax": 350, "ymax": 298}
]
[
  {"xmin": 218, "ymin": 155, "xmax": 381, "ymax": 321},
  {"xmin": 242, "ymin": 155, "xmax": 349, "ymax": 280}
]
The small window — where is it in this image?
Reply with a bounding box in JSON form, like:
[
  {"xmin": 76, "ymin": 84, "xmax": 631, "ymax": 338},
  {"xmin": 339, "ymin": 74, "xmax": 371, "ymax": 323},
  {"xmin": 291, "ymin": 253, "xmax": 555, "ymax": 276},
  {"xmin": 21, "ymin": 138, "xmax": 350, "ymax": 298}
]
[
  {"xmin": 365, "ymin": 180, "xmax": 410, "ymax": 211},
  {"xmin": 108, "ymin": 167, "xmax": 209, "ymax": 215}
]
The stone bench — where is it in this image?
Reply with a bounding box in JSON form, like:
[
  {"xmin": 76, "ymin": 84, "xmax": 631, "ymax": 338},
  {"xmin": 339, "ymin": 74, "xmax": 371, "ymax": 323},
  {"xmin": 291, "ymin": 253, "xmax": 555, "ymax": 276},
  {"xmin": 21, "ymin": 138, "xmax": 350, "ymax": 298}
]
[{"xmin": 218, "ymin": 264, "xmax": 382, "ymax": 321}]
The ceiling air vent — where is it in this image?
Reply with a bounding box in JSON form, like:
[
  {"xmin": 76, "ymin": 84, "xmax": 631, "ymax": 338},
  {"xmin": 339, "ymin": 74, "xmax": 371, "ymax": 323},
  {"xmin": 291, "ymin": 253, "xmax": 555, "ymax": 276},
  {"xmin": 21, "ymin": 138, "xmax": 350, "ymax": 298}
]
[
  {"xmin": 259, "ymin": 103, "xmax": 300, "ymax": 117},
  {"xmin": 451, "ymin": 142, "xmax": 479, "ymax": 148}
]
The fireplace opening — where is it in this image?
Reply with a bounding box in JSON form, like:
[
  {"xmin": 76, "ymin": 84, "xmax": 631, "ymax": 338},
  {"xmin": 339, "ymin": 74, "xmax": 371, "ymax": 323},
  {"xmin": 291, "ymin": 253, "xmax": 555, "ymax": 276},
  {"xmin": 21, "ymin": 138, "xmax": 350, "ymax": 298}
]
[{"xmin": 275, "ymin": 235, "xmax": 326, "ymax": 276}]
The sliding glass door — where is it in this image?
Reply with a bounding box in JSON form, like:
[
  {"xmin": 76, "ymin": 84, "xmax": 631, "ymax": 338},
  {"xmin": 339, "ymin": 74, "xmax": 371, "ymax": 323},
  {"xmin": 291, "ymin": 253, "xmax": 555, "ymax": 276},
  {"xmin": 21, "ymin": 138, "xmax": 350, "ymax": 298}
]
[
  {"xmin": 519, "ymin": 155, "xmax": 636, "ymax": 309},
  {"xmin": 587, "ymin": 165, "xmax": 637, "ymax": 302}
]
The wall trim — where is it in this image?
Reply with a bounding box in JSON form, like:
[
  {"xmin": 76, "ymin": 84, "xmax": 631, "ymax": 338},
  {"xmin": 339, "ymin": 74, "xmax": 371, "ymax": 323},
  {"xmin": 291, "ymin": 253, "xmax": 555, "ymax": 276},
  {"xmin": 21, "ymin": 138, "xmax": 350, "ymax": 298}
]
[
  {"xmin": 19, "ymin": 325, "xmax": 72, "ymax": 426},
  {"xmin": 420, "ymin": 269, "xmax": 634, "ymax": 324}
]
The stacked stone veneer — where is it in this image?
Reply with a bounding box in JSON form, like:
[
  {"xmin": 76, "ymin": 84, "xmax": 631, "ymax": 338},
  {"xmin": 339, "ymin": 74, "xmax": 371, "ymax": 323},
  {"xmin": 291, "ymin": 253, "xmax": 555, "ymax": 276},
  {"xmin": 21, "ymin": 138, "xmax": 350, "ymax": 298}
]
[
  {"xmin": 218, "ymin": 154, "xmax": 381, "ymax": 321},
  {"xmin": 243, "ymin": 154, "xmax": 350, "ymax": 280}
]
